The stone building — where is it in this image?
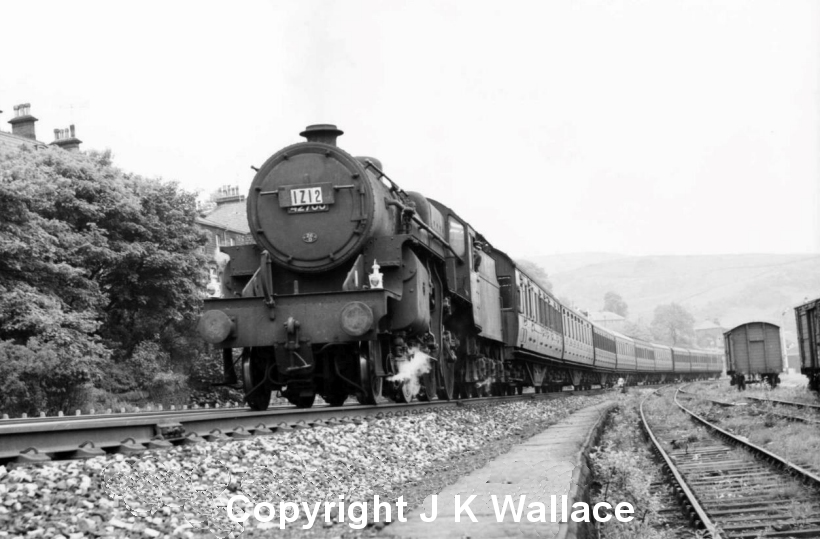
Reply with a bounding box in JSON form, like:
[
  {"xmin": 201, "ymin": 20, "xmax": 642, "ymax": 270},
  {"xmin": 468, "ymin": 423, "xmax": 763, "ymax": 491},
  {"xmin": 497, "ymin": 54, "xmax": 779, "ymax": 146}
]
[
  {"xmin": 195, "ymin": 186, "xmax": 254, "ymax": 297},
  {"xmin": 588, "ymin": 311, "xmax": 627, "ymax": 332},
  {"xmin": 694, "ymin": 320, "xmax": 726, "ymax": 349}
]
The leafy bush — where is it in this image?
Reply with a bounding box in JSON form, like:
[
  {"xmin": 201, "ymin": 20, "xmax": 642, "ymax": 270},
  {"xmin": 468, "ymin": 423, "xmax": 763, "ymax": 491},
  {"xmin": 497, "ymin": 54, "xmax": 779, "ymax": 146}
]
[
  {"xmin": 589, "ymin": 398, "xmax": 675, "ymax": 539},
  {"xmin": 0, "ymin": 144, "xmax": 209, "ymax": 414},
  {"xmin": 0, "ymin": 339, "xmax": 104, "ymax": 416},
  {"xmin": 147, "ymin": 370, "xmax": 190, "ymax": 406}
]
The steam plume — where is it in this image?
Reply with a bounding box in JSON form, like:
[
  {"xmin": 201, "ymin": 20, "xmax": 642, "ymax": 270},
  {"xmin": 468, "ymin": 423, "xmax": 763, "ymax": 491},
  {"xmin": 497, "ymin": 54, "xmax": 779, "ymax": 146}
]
[{"xmin": 387, "ymin": 347, "xmax": 431, "ymax": 397}]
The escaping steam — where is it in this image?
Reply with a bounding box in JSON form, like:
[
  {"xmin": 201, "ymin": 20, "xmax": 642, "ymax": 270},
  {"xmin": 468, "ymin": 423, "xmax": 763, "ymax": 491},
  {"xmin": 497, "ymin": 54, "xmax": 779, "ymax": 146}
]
[{"xmin": 387, "ymin": 347, "xmax": 431, "ymax": 397}]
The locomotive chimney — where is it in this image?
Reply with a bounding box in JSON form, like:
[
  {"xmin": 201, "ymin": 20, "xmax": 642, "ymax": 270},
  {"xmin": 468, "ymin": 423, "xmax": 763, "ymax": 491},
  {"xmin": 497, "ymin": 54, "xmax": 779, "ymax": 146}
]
[
  {"xmin": 300, "ymin": 124, "xmax": 343, "ymax": 146},
  {"xmin": 8, "ymin": 103, "xmax": 38, "ymax": 140}
]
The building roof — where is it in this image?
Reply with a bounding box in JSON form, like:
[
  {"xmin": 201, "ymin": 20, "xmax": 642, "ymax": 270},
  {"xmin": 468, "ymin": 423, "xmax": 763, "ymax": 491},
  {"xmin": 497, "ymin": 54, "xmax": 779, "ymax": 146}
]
[
  {"xmin": 195, "ymin": 216, "xmax": 249, "ymax": 235},
  {"xmin": 200, "ymin": 200, "xmax": 250, "ymax": 234},
  {"xmin": 694, "ymin": 321, "xmax": 725, "ymax": 331},
  {"xmin": 0, "ymin": 130, "xmax": 45, "ymax": 152},
  {"xmin": 588, "ymin": 311, "xmax": 625, "ymax": 322}
]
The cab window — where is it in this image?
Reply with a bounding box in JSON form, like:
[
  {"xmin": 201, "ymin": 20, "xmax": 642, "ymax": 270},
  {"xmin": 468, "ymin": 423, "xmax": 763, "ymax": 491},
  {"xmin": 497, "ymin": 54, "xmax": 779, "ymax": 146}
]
[{"xmin": 448, "ymin": 217, "xmax": 466, "ymax": 257}]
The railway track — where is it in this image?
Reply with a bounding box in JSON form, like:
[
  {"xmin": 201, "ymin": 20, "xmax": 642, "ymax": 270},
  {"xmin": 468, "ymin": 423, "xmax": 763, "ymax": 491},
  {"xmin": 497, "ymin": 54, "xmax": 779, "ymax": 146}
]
[
  {"xmin": 679, "ymin": 387, "xmax": 820, "ymax": 426},
  {"xmin": 0, "ymin": 386, "xmax": 619, "ymax": 464},
  {"xmin": 745, "ymin": 396, "xmax": 820, "ymax": 412},
  {"xmin": 640, "ymin": 387, "xmax": 820, "ymax": 538}
]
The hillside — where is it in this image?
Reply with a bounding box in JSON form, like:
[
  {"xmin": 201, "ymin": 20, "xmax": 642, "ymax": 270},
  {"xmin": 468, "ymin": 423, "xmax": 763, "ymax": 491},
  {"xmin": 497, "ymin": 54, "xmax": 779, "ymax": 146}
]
[
  {"xmin": 520, "ymin": 252, "xmax": 629, "ymax": 275},
  {"xmin": 528, "ymin": 253, "xmax": 820, "ymax": 336}
]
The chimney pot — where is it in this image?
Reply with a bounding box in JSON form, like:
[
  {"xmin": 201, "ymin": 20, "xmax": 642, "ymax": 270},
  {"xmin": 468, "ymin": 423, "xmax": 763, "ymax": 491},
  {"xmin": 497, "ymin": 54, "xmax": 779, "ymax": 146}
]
[
  {"xmin": 300, "ymin": 124, "xmax": 344, "ymax": 146},
  {"xmin": 50, "ymin": 125, "xmax": 82, "ymax": 152}
]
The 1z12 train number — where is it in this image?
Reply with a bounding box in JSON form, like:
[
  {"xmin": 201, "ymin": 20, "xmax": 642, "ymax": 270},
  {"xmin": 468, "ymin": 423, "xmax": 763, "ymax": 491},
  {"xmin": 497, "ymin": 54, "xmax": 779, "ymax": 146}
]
[
  {"xmin": 288, "ymin": 188, "xmax": 329, "ymax": 213},
  {"xmin": 290, "ymin": 187, "xmax": 323, "ymax": 206}
]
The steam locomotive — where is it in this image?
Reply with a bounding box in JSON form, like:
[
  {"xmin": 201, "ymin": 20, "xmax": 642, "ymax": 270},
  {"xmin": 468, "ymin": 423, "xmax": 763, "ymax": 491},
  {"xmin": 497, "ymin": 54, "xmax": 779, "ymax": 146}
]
[{"xmin": 197, "ymin": 125, "xmax": 723, "ymax": 410}]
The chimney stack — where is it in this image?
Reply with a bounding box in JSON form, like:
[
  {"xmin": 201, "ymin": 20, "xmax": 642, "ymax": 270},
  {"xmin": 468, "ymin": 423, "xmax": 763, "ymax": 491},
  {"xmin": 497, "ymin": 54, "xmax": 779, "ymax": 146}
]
[
  {"xmin": 8, "ymin": 103, "xmax": 38, "ymax": 140},
  {"xmin": 300, "ymin": 124, "xmax": 343, "ymax": 146},
  {"xmin": 50, "ymin": 124, "xmax": 82, "ymax": 152}
]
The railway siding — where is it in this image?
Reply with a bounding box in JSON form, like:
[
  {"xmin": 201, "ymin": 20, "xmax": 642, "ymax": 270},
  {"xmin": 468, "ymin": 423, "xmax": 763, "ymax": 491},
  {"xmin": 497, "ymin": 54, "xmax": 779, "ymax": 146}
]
[{"xmin": 642, "ymin": 388, "xmax": 820, "ymax": 538}]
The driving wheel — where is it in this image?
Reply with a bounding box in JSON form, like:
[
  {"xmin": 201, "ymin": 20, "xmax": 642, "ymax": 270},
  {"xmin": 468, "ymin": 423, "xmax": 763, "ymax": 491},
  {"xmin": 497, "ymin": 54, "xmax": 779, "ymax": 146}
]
[
  {"xmin": 243, "ymin": 348, "xmax": 272, "ymax": 411},
  {"xmin": 356, "ymin": 354, "xmax": 383, "ymax": 405}
]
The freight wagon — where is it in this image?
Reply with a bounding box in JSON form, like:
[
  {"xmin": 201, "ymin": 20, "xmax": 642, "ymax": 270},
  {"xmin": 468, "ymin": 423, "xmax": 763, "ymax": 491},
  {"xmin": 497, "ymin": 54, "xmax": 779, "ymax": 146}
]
[
  {"xmin": 795, "ymin": 298, "xmax": 820, "ymax": 391},
  {"xmin": 724, "ymin": 322, "xmax": 782, "ymax": 387}
]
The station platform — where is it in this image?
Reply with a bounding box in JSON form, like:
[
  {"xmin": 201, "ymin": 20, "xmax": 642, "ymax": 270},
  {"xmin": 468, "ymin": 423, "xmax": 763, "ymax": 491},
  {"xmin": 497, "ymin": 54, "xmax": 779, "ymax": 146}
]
[{"xmin": 382, "ymin": 400, "xmax": 616, "ymax": 539}]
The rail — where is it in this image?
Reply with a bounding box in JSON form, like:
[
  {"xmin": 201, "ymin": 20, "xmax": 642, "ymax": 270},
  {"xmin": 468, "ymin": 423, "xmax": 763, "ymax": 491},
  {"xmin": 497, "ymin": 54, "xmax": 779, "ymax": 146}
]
[
  {"xmin": 745, "ymin": 395, "xmax": 820, "ymax": 411},
  {"xmin": 678, "ymin": 386, "xmax": 820, "ymax": 425},
  {"xmin": 673, "ymin": 388, "xmax": 820, "ymax": 488},
  {"xmin": 639, "ymin": 390, "xmax": 723, "ymax": 538},
  {"xmin": 1, "ymin": 387, "xmax": 613, "ymax": 464}
]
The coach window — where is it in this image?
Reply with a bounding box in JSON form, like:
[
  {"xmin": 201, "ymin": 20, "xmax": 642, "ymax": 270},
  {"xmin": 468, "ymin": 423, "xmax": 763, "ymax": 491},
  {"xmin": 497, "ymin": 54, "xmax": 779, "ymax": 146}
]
[
  {"xmin": 525, "ymin": 287, "xmax": 531, "ymax": 318},
  {"xmin": 532, "ymin": 291, "xmax": 537, "ymax": 320},
  {"xmin": 533, "ymin": 292, "xmax": 538, "ymax": 321},
  {"xmin": 524, "ymin": 288, "xmax": 529, "ymax": 318},
  {"xmin": 448, "ymin": 217, "xmax": 466, "ymax": 257},
  {"xmin": 528, "ymin": 288, "xmax": 534, "ymax": 319},
  {"xmin": 499, "ymin": 276, "xmax": 513, "ymax": 310},
  {"xmin": 517, "ymin": 284, "xmax": 523, "ymax": 313}
]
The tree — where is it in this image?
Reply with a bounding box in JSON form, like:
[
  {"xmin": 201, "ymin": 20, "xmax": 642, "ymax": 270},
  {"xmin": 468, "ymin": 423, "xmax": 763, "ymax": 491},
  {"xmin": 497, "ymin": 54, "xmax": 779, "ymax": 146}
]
[
  {"xmin": 516, "ymin": 260, "xmax": 553, "ymax": 292},
  {"xmin": 603, "ymin": 291, "xmax": 628, "ymax": 317},
  {"xmin": 623, "ymin": 320, "xmax": 652, "ymax": 341},
  {"xmin": 650, "ymin": 303, "xmax": 695, "ymax": 346},
  {"xmin": 0, "ymin": 145, "xmax": 208, "ymax": 414}
]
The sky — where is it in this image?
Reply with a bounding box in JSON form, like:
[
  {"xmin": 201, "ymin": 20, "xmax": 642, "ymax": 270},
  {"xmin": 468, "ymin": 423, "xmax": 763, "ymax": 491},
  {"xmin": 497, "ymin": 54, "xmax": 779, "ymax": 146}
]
[{"xmin": 2, "ymin": 0, "xmax": 818, "ymax": 258}]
